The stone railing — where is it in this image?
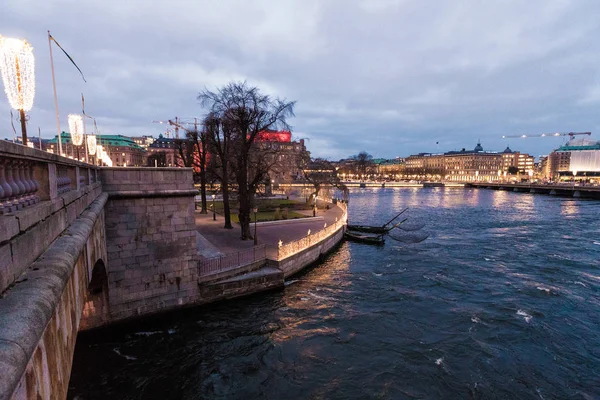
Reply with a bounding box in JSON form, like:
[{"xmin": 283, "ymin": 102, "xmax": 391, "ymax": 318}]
[
  {"xmin": 198, "ymin": 245, "xmax": 267, "ymax": 276},
  {"xmin": 0, "ymin": 140, "xmax": 99, "ymax": 215},
  {"xmin": 276, "ymin": 199, "xmax": 347, "ymax": 261},
  {"xmin": 0, "ymin": 158, "xmax": 40, "ymax": 213}
]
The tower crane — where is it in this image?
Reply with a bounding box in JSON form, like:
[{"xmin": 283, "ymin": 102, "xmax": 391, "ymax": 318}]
[{"xmin": 501, "ymin": 132, "xmax": 591, "ymax": 139}]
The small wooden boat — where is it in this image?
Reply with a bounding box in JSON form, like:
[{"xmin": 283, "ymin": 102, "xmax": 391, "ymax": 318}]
[
  {"xmin": 347, "ymin": 208, "xmax": 408, "ymax": 234},
  {"xmin": 344, "ymin": 231, "xmax": 385, "ymax": 245},
  {"xmin": 347, "ymin": 224, "xmax": 388, "ymax": 234}
]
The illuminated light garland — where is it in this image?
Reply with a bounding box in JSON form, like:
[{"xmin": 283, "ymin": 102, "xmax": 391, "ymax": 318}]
[
  {"xmin": 0, "ymin": 36, "xmax": 35, "ymax": 111},
  {"xmin": 87, "ymin": 134, "xmax": 97, "ymax": 155},
  {"xmin": 68, "ymin": 114, "xmax": 84, "ymax": 145},
  {"xmin": 95, "ymin": 144, "xmax": 113, "ymax": 166}
]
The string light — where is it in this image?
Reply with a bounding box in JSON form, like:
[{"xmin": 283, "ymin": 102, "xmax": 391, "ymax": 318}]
[
  {"xmin": 87, "ymin": 134, "xmax": 96, "ymax": 155},
  {"xmin": 96, "ymin": 144, "xmax": 113, "ymax": 167},
  {"xmin": 68, "ymin": 114, "xmax": 84, "ymax": 145},
  {"xmin": 0, "ymin": 36, "xmax": 35, "ymax": 112}
]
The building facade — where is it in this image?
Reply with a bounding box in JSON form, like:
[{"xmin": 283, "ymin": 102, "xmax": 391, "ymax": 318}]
[
  {"xmin": 547, "ymin": 139, "xmax": 600, "ymax": 181},
  {"xmin": 46, "ymin": 133, "xmax": 146, "ymax": 166}
]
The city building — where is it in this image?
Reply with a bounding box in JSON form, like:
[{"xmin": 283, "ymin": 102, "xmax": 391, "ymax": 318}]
[
  {"xmin": 255, "ymin": 130, "xmax": 308, "ymax": 183},
  {"xmin": 131, "ymin": 135, "xmax": 155, "ymax": 149},
  {"xmin": 547, "ymin": 138, "xmax": 600, "ymax": 181},
  {"xmin": 444, "ymin": 142, "xmax": 504, "ymax": 182},
  {"xmin": 46, "ymin": 133, "xmax": 146, "ymax": 166},
  {"xmin": 500, "ymin": 146, "xmax": 535, "ymax": 173},
  {"xmin": 147, "ymin": 134, "xmax": 184, "ymax": 167},
  {"xmin": 401, "ymin": 141, "xmax": 536, "ymax": 182},
  {"xmin": 377, "ymin": 158, "xmax": 405, "ymax": 178}
]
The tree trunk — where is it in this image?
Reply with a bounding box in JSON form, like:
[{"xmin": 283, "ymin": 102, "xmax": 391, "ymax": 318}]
[
  {"xmin": 237, "ymin": 171, "xmax": 252, "ymax": 240},
  {"xmin": 199, "ymin": 164, "xmax": 208, "ymax": 214},
  {"xmin": 221, "ymin": 165, "xmax": 233, "ymax": 229}
]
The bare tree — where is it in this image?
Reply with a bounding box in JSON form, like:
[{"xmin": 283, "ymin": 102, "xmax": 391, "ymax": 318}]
[
  {"xmin": 187, "ymin": 128, "xmax": 209, "ymax": 214},
  {"xmin": 203, "ymin": 113, "xmax": 234, "ymax": 229},
  {"xmin": 199, "ymin": 81, "xmax": 295, "ymax": 240},
  {"xmin": 301, "ymin": 156, "xmax": 348, "ymax": 205},
  {"xmin": 351, "ymin": 151, "xmax": 375, "ymax": 177}
]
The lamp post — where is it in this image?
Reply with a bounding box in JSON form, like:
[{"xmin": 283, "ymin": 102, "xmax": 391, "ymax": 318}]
[
  {"xmin": 253, "ymin": 206, "xmax": 258, "ymax": 245},
  {"xmin": 313, "ymin": 195, "xmax": 317, "ymax": 217},
  {"xmin": 211, "ymin": 194, "xmax": 216, "ymax": 221}
]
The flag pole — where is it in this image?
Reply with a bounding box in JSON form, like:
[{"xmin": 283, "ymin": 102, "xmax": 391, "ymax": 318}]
[
  {"xmin": 82, "ymin": 93, "xmax": 88, "ymax": 163},
  {"xmin": 48, "ymin": 30, "xmax": 62, "ymax": 156}
]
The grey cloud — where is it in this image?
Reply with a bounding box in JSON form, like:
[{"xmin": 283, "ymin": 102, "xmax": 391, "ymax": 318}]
[{"xmin": 1, "ymin": 0, "xmax": 600, "ymax": 159}]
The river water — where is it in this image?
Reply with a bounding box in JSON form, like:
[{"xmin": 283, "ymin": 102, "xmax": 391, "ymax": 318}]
[{"xmin": 69, "ymin": 187, "xmax": 600, "ymax": 399}]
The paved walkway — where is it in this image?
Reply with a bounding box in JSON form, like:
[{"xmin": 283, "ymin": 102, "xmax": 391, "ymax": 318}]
[{"xmin": 195, "ymin": 200, "xmax": 345, "ymax": 259}]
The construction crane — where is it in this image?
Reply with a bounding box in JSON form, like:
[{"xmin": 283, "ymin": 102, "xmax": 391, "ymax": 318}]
[
  {"xmin": 152, "ymin": 117, "xmax": 182, "ymax": 138},
  {"xmin": 151, "ymin": 117, "xmax": 202, "ymax": 138},
  {"xmin": 502, "ymin": 132, "xmax": 591, "ymax": 139}
]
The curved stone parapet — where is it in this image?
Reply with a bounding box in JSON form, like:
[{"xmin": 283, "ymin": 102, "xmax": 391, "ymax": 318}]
[{"xmin": 0, "ymin": 193, "xmax": 108, "ymax": 400}]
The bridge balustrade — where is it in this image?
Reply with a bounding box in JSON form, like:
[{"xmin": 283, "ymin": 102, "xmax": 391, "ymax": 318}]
[{"xmin": 0, "ymin": 140, "xmax": 100, "ymax": 215}]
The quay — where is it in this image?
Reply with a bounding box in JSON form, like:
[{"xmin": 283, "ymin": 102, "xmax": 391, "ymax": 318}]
[
  {"xmin": 0, "ymin": 141, "xmax": 347, "ymax": 399},
  {"xmin": 466, "ymin": 182, "xmax": 600, "ymax": 199}
]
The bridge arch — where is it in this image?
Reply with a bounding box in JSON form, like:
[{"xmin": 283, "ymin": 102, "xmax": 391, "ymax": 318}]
[{"xmin": 81, "ymin": 259, "xmax": 110, "ymax": 330}]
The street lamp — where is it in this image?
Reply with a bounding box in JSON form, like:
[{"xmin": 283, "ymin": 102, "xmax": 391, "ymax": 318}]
[
  {"xmin": 0, "ymin": 36, "xmax": 35, "ymax": 146},
  {"xmin": 211, "ymin": 194, "xmax": 216, "ymax": 220},
  {"xmin": 313, "ymin": 195, "xmax": 317, "ymax": 217},
  {"xmin": 253, "ymin": 206, "xmax": 258, "ymax": 245}
]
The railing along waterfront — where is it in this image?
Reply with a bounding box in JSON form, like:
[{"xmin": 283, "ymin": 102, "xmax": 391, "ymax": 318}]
[
  {"xmin": 0, "ymin": 140, "xmax": 99, "ymax": 215},
  {"xmin": 276, "ymin": 200, "xmax": 348, "ymax": 261},
  {"xmin": 198, "ymin": 244, "xmax": 267, "ymax": 276}
]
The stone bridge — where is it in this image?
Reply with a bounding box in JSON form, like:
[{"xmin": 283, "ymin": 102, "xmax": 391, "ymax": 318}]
[{"xmin": 0, "ymin": 141, "xmax": 346, "ymax": 399}]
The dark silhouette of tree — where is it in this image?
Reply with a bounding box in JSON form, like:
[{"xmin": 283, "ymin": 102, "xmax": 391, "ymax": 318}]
[
  {"xmin": 203, "ymin": 113, "xmax": 234, "ymax": 229},
  {"xmin": 351, "ymin": 151, "xmax": 375, "ymax": 176},
  {"xmin": 507, "ymin": 166, "xmax": 519, "ymax": 175},
  {"xmin": 301, "ymin": 156, "xmax": 348, "ymax": 203},
  {"xmin": 199, "ymin": 82, "xmax": 295, "ymax": 239},
  {"xmin": 186, "ymin": 128, "xmax": 209, "ymax": 214}
]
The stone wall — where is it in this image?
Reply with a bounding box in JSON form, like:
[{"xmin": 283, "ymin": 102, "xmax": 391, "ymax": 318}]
[
  {"xmin": 272, "ymin": 226, "xmax": 345, "ymax": 279},
  {"xmin": 100, "ymin": 168, "xmax": 199, "ymax": 323},
  {"xmin": 0, "ymin": 193, "xmax": 107, "ymax": 400}
]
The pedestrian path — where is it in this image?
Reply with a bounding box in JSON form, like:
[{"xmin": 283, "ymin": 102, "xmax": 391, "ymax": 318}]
[{"xmin": 195, "ymin": 200, "xmax": 345, "ymax": 258}]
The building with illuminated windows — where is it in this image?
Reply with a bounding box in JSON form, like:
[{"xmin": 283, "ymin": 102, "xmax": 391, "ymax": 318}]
[
  {"xmin": 46, "ymin": 133, "xmax": 146, "ymax": 166},
  {"xmin": 547, "ymin": 139, "xmax": 600, "ymax": 181}
]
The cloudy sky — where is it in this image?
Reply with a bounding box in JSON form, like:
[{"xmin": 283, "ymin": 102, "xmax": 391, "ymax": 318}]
[{"xmin": 2, "ymin": 0, "xmax": 600, "ymax": 160}]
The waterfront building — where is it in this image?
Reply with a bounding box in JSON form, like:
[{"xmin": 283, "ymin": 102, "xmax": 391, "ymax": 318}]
[
  {"xmin": 548, "ymin": 138, "xmax": 600, "ymax": 181},
  {"xmin": 501, "ymin": 146, "xmax": 535, "ymax": 173},
  {"xmin": 377, "ymin": 158, "xmax": 406, "ymax": 178},
  {"xmin": 444, "ymin": 142, "xmax": 504, "ymax": 182},
  {"xmin": 401, "ymin": 141, "xmax": 536, "ymax": 182}
]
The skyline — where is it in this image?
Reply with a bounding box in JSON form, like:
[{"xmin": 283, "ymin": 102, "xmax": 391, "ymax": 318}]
[{"xmin": 2, "ymin": 0, "xmax": 600, "ymax": 160}]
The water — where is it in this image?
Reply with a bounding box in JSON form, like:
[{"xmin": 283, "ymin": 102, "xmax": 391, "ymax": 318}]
[{"xmin": 69, "ymin": 188, "xmax": 600, "ymax": 399}]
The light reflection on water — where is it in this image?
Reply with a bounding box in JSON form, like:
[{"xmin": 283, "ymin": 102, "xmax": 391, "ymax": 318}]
[{"xmin": 69, "ymin": 188, "xmax": 600, "ymax": 399}]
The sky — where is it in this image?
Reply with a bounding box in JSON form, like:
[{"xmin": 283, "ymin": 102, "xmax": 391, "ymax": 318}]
[{"xmin": 1, "ymin": 0, "xmax": 600, "ymax": 160}]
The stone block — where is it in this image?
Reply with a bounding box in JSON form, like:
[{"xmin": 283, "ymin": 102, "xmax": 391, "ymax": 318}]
[
  {"xmin": 0, "ymin": 216, "xmax": 19, "ymax": 244},
  {"xmin": 0, "ymin": 243, "xmax": 14, "ymax": 293}
]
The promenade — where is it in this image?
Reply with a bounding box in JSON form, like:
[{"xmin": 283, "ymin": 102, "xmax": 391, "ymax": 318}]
[{"xmin": 195, "ymin": 199, "xmax": 345, "ymax": 259}]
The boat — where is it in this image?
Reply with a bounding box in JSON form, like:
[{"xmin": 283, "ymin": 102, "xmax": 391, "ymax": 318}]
[
  {"xmin": 347, "ymin": 208, "xmax": 408, "ymax": 234},
  {"xmin": 347, "ymin": 224, "xmax": 388, "ymax": 234},
  {"xmin": 344, "ymin": 230, "xmax": 385, "ymax": 245}
]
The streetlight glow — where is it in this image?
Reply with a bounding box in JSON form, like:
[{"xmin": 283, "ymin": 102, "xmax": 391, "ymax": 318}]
[
  {"xmin": 87, "ymin": 135, "xmax": 97, "ymax": 155},
  {"xmin": 68, "ymin": 114, "xmax": 84, "ymax": 145},
  {"xmin": 0, "ymin": 36, "xmax": 35, "ymax": 112},
  {"xmin": 0, "ymin": 35, "xmax": 35, "ymax": 145}
]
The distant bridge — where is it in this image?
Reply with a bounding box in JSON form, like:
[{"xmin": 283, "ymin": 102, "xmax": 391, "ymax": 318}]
[{"xmin": 466, "ymin": 182, "xmax": 600, "ymax": 199}]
